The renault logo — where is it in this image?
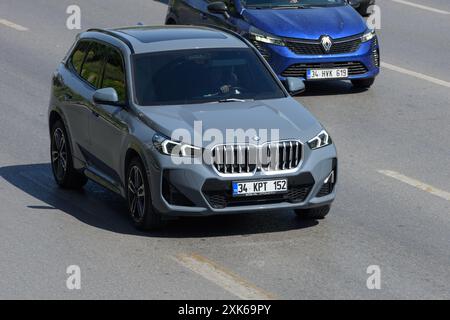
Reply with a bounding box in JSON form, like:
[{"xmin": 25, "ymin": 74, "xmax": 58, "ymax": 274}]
[
  {"xmin": 320, "ymin": 35, "xmax": 333, "ymax": 53},
  {"xmin": 252, "ymin": 135, "xmax": 261, "ymax": 142}
]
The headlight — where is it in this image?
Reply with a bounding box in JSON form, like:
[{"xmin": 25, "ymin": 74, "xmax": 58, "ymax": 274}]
[
  {"xmin": 249, "ymin": 27, "xmax": 285, "ymax": 46},
  {"xmin": 361, "ymin": 29, "xmax": 376, "ymax": 42},
  {"xmin": 152, "ymin": 133, "xmax": 201, "ymax": 158},
  {"xmin": 308, "ymin": 130, "xmax": 332, "ymax": 150}
]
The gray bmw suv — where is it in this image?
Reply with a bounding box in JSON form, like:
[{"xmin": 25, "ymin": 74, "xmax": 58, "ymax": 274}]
[{"xmin": 49, "ymin": 26, "xmax": 337, "ymax": 229}]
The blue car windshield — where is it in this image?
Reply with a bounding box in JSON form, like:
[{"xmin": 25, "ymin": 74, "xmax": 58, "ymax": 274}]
[
  {"xmin": 242, "ymin": 0, "xmax": 346, "ymax": 8},
  {"xmin": 133, "ymin": 48, "xmax": 286, "ymax": 106}
]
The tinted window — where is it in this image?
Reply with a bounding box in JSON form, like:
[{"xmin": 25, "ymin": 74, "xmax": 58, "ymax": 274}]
[
  {"xmin": 70, "ymin": 41, "xmax": 89, "ymax": 74},
  {"xmin": 133, "ymin": 48, "xmax": 285, "ymax": 106},
  {"xmin": 80, "ymin": 42, "xmax": 107, "ymax": 88},
  {"xmin": 102, "ymin": 49, "xmax": 126, "ymax": 103}
]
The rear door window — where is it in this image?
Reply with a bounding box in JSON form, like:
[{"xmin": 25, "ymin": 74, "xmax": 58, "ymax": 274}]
[{"xmin": 80, "ymin": 42, "xmax": 108, "ymax": 88}]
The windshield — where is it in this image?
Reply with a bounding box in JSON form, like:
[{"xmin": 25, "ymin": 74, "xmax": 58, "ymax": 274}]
[
  {"xmin": 133, "ymin": 48, "xmax": 285, "ymax": 106},
  {"xmin": 242, "ymin": 0, "xmax": 346, "ymax": 8}
]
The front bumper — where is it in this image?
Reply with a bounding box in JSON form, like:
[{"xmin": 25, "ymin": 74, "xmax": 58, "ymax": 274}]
[
  {"xmin": 256, "ymin": 36, "xmax": 380, "ymax": 81},
  {"xmin": 143, "ymin": 143, "xmax": 337, "ymax": 217}
]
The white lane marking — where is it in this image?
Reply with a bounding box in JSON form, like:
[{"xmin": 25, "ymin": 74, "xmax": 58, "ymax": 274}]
[
  {"xmin": 381, "ymin": 62, "xmax": 450, "ymax": 89},
  {"xmin": 174, "ymin": 253, "xmax": 276, "ymax": 300},
  {"xmin": 0, "ymin": 18, "xmax": 28, "ymax": 31},
  {"xmin": 389, "ymin": 0, "xmax": 450, "ymax": 15},
  {"xmin": 378, "ymin": 170, "xmax": 450, "ymax": 202}
]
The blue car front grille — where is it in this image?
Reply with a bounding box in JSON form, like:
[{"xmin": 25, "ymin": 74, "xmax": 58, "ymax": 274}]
[{"xmin": 285, "ymin": 35, "xmax": 362, "ymax": 55}]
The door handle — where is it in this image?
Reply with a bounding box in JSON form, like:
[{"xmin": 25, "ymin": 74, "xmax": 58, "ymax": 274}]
[{"xmin": 200, "ymin": 12, "xmax": 208, "ymax": 20}]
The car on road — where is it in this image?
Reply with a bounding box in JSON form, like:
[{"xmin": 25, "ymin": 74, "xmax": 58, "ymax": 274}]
[
  {"xmin": 166, "ymin": 0, "xmax": 380, "ymax": 89},
  {"xmin": 49, "ymin": 26, "xmax": 337, "ymax": 229}
]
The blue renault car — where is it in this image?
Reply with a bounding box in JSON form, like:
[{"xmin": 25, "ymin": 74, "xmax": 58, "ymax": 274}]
[{"xmin": 166, "ymin": 0, "xmax": 380, "ymax": 89}]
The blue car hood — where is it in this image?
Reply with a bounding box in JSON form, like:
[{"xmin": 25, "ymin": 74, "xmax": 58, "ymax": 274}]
[{"xmin": 243, "ymin": 5, "xmax": 366, "ymax": 39}]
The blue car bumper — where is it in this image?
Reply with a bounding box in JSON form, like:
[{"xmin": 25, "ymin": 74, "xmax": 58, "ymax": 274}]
[{"xmin": 257, "ymin": 37, "xmax": 380, "ymax": 81}]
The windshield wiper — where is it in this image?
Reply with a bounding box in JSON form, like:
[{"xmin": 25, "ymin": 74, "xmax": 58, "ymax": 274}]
[
  {"xmin": 217, "ymin": 98, "xmax": 249, "ymax": 103},
  {"xmin": 248, "ymin": 4, "xmax": 309, "ymax": 9},
  {"xmin": 271, "ymin": 5, "xmax": 308, "ymax": 9}
]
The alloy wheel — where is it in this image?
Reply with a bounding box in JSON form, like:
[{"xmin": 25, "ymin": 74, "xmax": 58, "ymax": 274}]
[
  {"xmin": 128, "ymin": 165, "xmax": 146, "ymax": 221},
  {"xmin": 51, "ymin": 128, "xmax": 67, "ymax": 181}
]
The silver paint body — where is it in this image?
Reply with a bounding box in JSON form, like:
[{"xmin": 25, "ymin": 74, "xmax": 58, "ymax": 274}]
[{"xmin": 48, "ymin": 26, "xmax": 337, "ymax": 216}]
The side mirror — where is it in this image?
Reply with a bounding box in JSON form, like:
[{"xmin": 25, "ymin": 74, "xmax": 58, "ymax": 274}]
[
  {"xmin": 347, "ymin": 0, "xmax": 361, "ymax": 8},
  {"xmin": 284, "ymin": 77, "xmax": 305, "ymax": 95},
  {"xmin": 93, "ymin": 87, "xmax": 119, "ymax": 105},
  {"xmin": 207, "ymin": 2, "xmax": 230, "ymax": 18}
]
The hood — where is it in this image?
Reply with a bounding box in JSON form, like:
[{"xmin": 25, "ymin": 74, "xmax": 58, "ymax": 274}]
[
  {"xmin": 243, "ymin": 5, "xmax": 366, "ymax": 39},
  {"xmin": 138, "ymin": 98, "xmax": 322, "ymax": 147}
]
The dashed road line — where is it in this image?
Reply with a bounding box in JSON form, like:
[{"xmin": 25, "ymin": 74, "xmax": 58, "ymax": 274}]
[
  {"xmin": 381, "ymin": 62, "xmax": 450, "ymax": 89},
  {"xmin": 174, "ymin": 253, "xmax": 276, "ymax": 300},
  {"xmin": 389, "ymin": 0, "xmax": 450, "ymax": 15},
  {"xmin": 0, "ymin": 18, "xmax": 28, "ymax": 31},
  {"xmin": 378, "ymin": 170, "xmax": 450, "ymax": 202}
]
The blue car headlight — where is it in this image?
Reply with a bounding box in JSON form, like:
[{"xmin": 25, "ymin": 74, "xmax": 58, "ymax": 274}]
[
  {"xmin": 308, "ymin": 130, "xmax": 332, "ymax": 150},
  {"xmin": 361, "ymin": 29, "xmax": 376, "ymax": 42},
  {"xmin": 249, "ymin": 27, "xmax": 286, "ymax": 46}
]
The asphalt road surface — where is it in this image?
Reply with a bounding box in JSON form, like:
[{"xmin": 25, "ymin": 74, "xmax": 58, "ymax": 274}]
[{"xmin": 0, "ymin": 0, "xmax": 449, "ymax": 299}]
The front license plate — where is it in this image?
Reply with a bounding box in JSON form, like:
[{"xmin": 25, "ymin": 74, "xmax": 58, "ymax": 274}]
[
  {"xmin": 307, "ymin": 68, "xmax": 348, "ymax": 79},
  {"xmin": 232, "ymin": 179, "xmax": 288, "ymax": 197}
]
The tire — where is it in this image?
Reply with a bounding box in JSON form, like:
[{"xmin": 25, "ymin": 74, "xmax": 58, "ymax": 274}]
[
  {"xmin": 351, "ymin": 77, "xmax": 375, "ymax": 89},
  {"xmin": 295, "ymin": 205, "xmax": 330, "ymax": 220},
  {"xmin": 126, "ymin": 157, "xmax": 164, "ymax": 230},
  {"xmin": 50, "ymin": 120, "xmax": 87, "ymax": 189}
]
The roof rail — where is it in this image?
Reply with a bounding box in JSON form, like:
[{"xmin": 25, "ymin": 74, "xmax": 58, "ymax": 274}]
[{"xmin": 86, "ymin": 28, "xmax": 135, "ymax": 53}]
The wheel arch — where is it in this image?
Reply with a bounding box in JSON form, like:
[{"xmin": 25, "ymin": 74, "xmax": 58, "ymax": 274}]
[
  {"xmin": 48, "ymin": 109, "xmax": 77, "ymax": 163},
  {"xmin": 123, "ymin": 143, "xmax": 153, "ymax": 184},
  {"xmin": 124, "ymin": 148, "xmax": 142, "ymax": 175},
  {"xmin": 49, "ymin": 110, "xmax": 62, "ymax": 132}
]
